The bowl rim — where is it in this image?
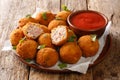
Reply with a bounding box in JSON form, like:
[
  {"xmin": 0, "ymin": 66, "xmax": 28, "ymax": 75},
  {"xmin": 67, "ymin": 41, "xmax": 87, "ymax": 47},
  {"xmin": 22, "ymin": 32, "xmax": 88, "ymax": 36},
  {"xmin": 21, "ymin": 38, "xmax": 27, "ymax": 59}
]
[{"xmin": 67, "ymin": 10, "xmax": 109, "ymax": 31}]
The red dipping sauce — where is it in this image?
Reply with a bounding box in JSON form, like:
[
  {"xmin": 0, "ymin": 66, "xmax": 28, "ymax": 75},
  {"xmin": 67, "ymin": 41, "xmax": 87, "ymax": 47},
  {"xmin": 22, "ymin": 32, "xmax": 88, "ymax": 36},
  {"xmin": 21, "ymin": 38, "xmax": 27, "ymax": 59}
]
[{"xmin": 70, "ymin": 11, "xmax": 106, "ymax": 30}]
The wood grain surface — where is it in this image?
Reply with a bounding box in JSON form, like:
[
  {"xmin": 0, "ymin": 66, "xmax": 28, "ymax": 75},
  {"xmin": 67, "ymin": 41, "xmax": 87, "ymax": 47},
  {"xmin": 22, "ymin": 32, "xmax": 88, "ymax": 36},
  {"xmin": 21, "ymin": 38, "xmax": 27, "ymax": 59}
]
[
  {"xmin": 0, "ymin": 0, "xmax": 120, "ymax": 80},
  {"xmin": 88, "ymin": 0, "xmax": 120, "ymax": 80}
]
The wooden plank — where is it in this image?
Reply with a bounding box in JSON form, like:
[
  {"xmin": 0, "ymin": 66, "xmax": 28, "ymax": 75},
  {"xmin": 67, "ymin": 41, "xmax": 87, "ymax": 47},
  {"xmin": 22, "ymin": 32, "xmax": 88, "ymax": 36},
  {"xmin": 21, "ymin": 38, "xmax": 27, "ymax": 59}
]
[
  {"xmin": 0, "ymin": 0, "xmax": 36, "ymax": 80},
  {"xmin": 0, "ymin": 51, "xmax": 29, "ymax": 80},
  {"xmin": 88, "ymin": 0, "xmax": 120, "ymax": 80},
  {"xmin": 36, "ymin": 0, "xmax": 61, "ymax": 13},
  {"xmin": 57, "ymin": 69, "xmax": 93, "ymax": 80},
  {"xmin": 0, "ymin": 0, "xmax": 36, "ymax": 42},
  {"xmin": 29, "ymin": 68, "xmax": 60, "ymax": 80},
  {"xmin": 61, "ymin": 0, "xmax": 87, "ymax": 11},
  {"xmin": 29, "ymin": 68, "xmax": 92, "ymax": 80}
]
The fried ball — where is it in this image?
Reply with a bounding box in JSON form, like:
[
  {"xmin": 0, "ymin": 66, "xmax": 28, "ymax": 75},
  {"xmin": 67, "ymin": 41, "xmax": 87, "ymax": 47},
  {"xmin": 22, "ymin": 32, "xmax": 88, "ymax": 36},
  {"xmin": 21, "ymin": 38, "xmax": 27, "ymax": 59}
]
[
  {"xmin": 67, "ymin": 29, "xmax": 77, "ymax": 42},
  {"xmin": 60, "ymin": 42, "xmax": 82, "ymax": 64},
  {"xmin": 35, "ymin": 11, "xmax": 55, "ymax": 26},
  {"xmin": 55, "ymin": 11, "xmax": 71, "ymax": 21},
  {"xmin": 38, "ymin": 33, "xmax": 54, "ymax": 48},
  {"xmin": 10, "ymin": 29, "xmax": 24, "ymax": 46},
  {"xmin": 48, "ymin": 19, "xmax": 67, "ymax": 30},
  {"xmin": 36, "ymin": 48, "xmax": 58, "ymax": 67},
  {"xmin": 18, "ymin": 17, "xmax": 39, "ymax": 28},
  {"xmin": 39, "ymin": 24, "xmax": 50, "ymax": 33},
  {"xmin": 51, "ymin": 25, "xmax": 68, "ymax": 46},
  {"xmin": 78, "ymin": 35, "xmax": 99, "ymax": 57},
  {"xmin": 22, "ymin": 22, "xmax": 50, "ymax": 39},
  {"xmin": 16, "ymin": 39, "xmax": 38, "ymax": 59}
]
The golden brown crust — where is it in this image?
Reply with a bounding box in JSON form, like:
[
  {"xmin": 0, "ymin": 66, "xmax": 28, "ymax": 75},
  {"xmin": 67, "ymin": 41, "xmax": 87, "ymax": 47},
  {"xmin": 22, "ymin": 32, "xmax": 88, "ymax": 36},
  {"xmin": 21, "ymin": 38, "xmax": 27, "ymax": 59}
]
[
  {"xmin": 39, "ymin": 24, "xmax": 50, "ymax": 33},
  {"xmin": 10, "ymin": 29, "xmax": 24, "ymax": 46},
  {"xmin": 48, "ymin": 19, "xmax": 67, "ymax": 31},
  {"xmin": 38, "ymin": 33, "xmax": 54, "ymax": 48},
  {"xmin": 36, "ymin": 48, "xmax": 58, "ymax": 67},
  {"xmin": 16, "ymin": 39, "xmax": 38, "ymax": 59},
  {"xmin": 78, "ymin": 35, "xmax": 99, "ymax": 57},
  {"xmin": 18, "ymin": 17, "xmax": 39, "ymax": 28},
  {"xmin": 35, "ymin": 11, "xmax": 55, "ymax": 26},
  {"xmin": 55, "ymin": 11, "xmax": 71, "ymax": 21},
  {"xmin": 60, "ymin": 42, "xmax": 82, "ymax": 64},
  {"xmin": 67, "ymin": 29, "xmax": 77, "ymax": 41}
]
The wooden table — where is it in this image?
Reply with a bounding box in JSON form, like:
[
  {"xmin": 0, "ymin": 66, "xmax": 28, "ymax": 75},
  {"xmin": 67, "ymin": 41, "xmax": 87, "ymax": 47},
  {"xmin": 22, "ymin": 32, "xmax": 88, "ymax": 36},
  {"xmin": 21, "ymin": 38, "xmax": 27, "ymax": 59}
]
[{"xmin": 0, "ymin": 0, "xmax": 120, "ymax": 80}]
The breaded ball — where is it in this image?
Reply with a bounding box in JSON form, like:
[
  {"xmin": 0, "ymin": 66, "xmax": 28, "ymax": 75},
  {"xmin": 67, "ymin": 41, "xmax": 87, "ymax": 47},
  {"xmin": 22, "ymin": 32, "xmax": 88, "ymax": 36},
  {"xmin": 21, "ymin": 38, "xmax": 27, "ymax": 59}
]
[
  {"xmin": 36, "ymin": 48, "xmax": 58, "ymax": 67},
  {"xmin": 10, "ymin": 29, "xmax": 24, "ymax": 46},
  {"xmin": 38, "ymin": 33, "xmax": 54, "ymax": 48},
  {"xmin": 67, "ymin": 29, "xmax": 77, "ymax": 42},
  {"xmin": 55, "ymin": 11, "xmax": 71, "ymax": 21},
  {"xmin": 48, "ymin": 19, "xmax": 67, "ymax": 30},
  {"xmin": 35, "ymin": 11, "xmax": 55, "ymax": 26},
  {"xmin": 51, "ymin": 25, "xmax": 68, "ymax": 46},
  {"xmin": 39, "ymin": 24, "xmax": 50, "ymax": 33},
  {"xmin": 78, "ymin": 35, "xmax": 99, "ymax": 57},
  {"xmin": 60, "ymin": 42, "xmax": 82, "ymax": 64},
  {"xmin": 18, "ymin": 17, "xmax": 39, "ymax": 28},
  {"xmin": 16, "ymin": 39, "xmax": 38, "ymax": 59},
  {"xmin": 22, "ymin": 22, "xmax": 50, "ymax": 39}
]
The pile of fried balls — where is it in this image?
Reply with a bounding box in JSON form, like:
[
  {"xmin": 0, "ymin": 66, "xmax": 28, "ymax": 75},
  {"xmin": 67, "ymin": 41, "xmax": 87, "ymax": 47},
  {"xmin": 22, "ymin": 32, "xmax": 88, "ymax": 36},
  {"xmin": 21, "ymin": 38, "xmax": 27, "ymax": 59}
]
[{"xmin": 10, "ymin": 7, "xmax": 99, "ymax": 67}]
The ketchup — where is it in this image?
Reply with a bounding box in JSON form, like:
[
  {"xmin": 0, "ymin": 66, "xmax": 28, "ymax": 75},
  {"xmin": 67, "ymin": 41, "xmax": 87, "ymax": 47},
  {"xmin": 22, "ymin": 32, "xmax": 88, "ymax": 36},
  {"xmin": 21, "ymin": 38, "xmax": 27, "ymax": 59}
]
[{"xmin": 71, "ymin": 11, "xmax": 106, "ymax": 30}]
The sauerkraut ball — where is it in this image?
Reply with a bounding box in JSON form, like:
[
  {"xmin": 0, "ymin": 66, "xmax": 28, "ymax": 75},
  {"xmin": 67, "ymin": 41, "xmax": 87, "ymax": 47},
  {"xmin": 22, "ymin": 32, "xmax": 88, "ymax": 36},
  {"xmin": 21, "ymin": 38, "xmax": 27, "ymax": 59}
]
[
  {"xmin": 55, "ymin": 11, "xmax": 71, "ymax": 21},
  {"xmin": 38, "ymin": 33, "xmax": 54, "ymax": 48},
  {"xmin": 22, "ymin": 22, "xmax": 50, "ymax": 39},
  {"xmin": 10, "ymin": 29, "xmax": 24, "ymax": 46},
  {"xmin": 18, "ymin": 17, "xmax": 39, "ymax": 28},
  {"xmin": 60, "ymin": 42, "xmax": 82, "ymax": 64},
  {"xmin": 35, "ymin": 11, "xmax": 55, "ymax": 26},
  {"xmin": 67, "ymin": 29, "xmax": 77, "ymax": 42},
  {"xmin": 51, "ymin": 25, "xmax": 68, "ymax": 46},
  {"xmin": 78, "ymin": 35, "xmax": 99, "ymax": 57},
  {"xmin": 36, "ymin": 48, "xmax": 58, "ymax": 67},
  {"xmin": 48, "ymin": 19, "xmax": 67, "ymax": 30},
  {"xmin": 16, "ymin": 39, "xmax": 38, "ymax": 59}
]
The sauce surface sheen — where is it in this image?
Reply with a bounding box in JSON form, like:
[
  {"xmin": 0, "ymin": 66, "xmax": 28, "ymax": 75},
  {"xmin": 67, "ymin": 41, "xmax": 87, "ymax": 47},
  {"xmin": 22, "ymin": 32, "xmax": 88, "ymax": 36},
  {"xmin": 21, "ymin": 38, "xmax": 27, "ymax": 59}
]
[{"xmin": 71, "ymin": 12, "xmax": 106, "ymax": 30}]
